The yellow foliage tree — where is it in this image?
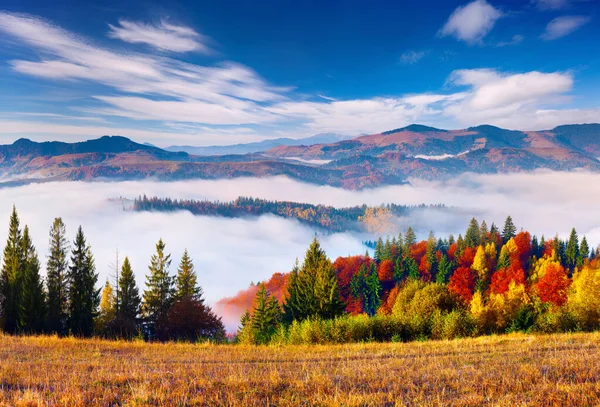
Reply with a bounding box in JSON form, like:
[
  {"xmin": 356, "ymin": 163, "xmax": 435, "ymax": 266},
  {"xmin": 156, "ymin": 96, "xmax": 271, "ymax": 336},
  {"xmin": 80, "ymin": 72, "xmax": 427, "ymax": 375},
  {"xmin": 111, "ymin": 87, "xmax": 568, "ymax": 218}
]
[
  {"xmin": 567, "ymin": 265, "xmax": 600, "ymax": 329},
  {"xmin": 96, "ymin": 280, "xmax": 116, "ymax": 334},
  {"xmin": 484, "ymin": 242, "xmax": 497, "ymax": 271},
  {"xmin": 472, "ymin": 245, "xmax": 489, "ymax": 291},
  {"xmin": 529, "ymin": 252, "xmax": 560, "ymax": 283},
  {"xmin": 489, "ymin": 281, "xmax": 530, "ymax": 331},
  {"xmin": 359, "ymin": 207, "xmax": 394, "ymax": 235}
]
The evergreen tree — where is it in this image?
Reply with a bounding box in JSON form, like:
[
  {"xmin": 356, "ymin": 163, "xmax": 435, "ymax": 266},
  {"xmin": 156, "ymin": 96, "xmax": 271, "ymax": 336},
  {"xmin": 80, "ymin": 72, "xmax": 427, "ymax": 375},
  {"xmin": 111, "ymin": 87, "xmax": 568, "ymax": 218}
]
[
  {"xmin": 350, "ymin": 263, "xmax": 382, "ymax": 316},
  {"xmin": 406, "ymin": 256, "xmax": 420, "ymax": 280},
  {"xmin": 502, "ymin": 216, "xmax": 517, "ymax": 243},
  {"xmin": 0, "ymin": 206, "xmax": 24, "ymax": 334},
  {"xmin": 404, "ymin": 227, "xmax": 416, "ymax": 251},
  {"xmin": 46, "ymin": 218, "xmax": 69, "ymax": 335},
  {"xmin": 374, "ymin": 237, "xmax": 384, "ymax": 263},
  {"xmin": 579, "ymin": 236, "xmax": 590, "ymax": 265},
  {"xmin": 565, "ymin": 228, "xmax": 579, "ymax": 271},
  {"xmin": 175, "ymin": 249, "xmax": 202, "ymax": 301},
  {"xmin": 117, "ymin": 257, "xmax": 141, "ymax": 322},
  {"xmin": 20, "ymin": 226, "xmax": 46, "ymax": 333},
  {"xmin": 283, "ymin": 238, "xmax": 344, "ymax": 322},
  {"xmin": 497, "ymin": 245, "xmax": 510, "ymax": 270},
  {"xmin": 382, "ymin": 237, "xmax": 393, "ymax": 261},
  {"xmin": 67, "ymin": 226, "xmax": 99, "ymax": 337},
  {"xmin": 479, "ymin": 220, "xmax": 489, "ymax": 244},
  {"xmin": 436, "ymin": 254, "xmax": 453, "ymax": 284},
  {"xmin": 142, "ymin": 239, "xmax": 174, "ymax": 327},
  {"xmin": 532, "ymin": 235, "xmax": 540, "ymax": 258},
  {"xmin": 249, "ymin": 284, "xmax": 281, "ymax": 344},
  {"xmin": 465, "ymin": 218, "xmax": 480, "ymax": 248}
]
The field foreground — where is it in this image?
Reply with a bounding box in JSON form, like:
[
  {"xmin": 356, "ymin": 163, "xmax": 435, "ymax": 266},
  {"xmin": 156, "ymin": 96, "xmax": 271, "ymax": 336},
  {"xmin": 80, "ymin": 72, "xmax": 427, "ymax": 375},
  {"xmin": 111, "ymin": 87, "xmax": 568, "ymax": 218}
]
[{"xmin": 1, "ymin": 333, "xmax": 600, "ymax": 406}]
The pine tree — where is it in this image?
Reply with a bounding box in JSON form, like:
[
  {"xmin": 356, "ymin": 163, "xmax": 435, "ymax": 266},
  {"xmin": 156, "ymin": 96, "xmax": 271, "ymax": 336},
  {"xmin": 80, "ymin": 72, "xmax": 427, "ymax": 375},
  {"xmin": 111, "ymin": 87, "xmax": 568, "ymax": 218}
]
[
  {"xmin": 248, "ymin": 284, "xmax": 281, "ymax": 344},
  {"xmin": 20, "ymin": 226, "xmax": 46, "ymax": 333},
  {"xmin": 46, "ymin": 218, "xmax": 69, "ymax": 335},
  {"xmin": 502, "ymin": 216, "xmax": 517, "ymax": 243},
  {"xmin": 142, "ymin": 239, "xmax": 174, "ymax": 327},
  {"xmin": 406, "ymin": 256, "xmax": 420, "ymax": 280},
  {"xmin": 436, "ymin": 254, "xmax": 453, "ymax": 284},
  {"xmin": 479, "ymin": 220, "xmax": 489, "ymax": 244},
  {"xmin": 175, "ymin": 249, "xmax": 202, "ymax": 301},
  {"xmin": 497, "ymin": 245, "xmax": 510, "ymax": 270},
  {"xmin": 283, "ymin": 237, "xmax": 343, "ymax": 322},
  {"xmin": 374, "ymin": 237, "xmax": 384, "ymax": 263},
  {"xmin": 404, "ymin": 227, "xmax": 416, "ymax": 251},
  {"xmin": 565, "ymin": 228, "xmax": 579, "ymax": 271},
  {"xmin": 118, "ymin": 257, "xmax": 141, "ymax": 322},
  {"xmin": 350, "ymin": 263, "xmax": 382, "ymax": 316},
  {"xmin": 465, "ymin": 218, "xmax": 480, "ymax": 248},
  {"xmin": 0, "ymin": 206, "xmax": 24, "ymax": 334},
  {"xmin": 579, "ymin": 236, "xmax": 590, "ymax": 265},
  {"xmin": 67, "ymin": 226, "xmax": 99, "ymax": 337}
]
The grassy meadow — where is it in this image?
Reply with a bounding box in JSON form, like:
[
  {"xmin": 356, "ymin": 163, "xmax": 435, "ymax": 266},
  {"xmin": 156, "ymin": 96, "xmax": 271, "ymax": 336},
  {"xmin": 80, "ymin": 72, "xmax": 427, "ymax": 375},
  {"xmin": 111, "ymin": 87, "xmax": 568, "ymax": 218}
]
[{"xmin": 1, "ymin": 332, "xmax": 600, "ymax": 406}]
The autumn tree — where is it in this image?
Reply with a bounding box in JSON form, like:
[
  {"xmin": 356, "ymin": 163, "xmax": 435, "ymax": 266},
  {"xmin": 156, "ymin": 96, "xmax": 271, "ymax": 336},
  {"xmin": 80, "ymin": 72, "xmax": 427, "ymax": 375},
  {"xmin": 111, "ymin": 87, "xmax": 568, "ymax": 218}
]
[
  {"xmin": 449, "ymin": 266, "xmax": 475, "ymax": 304},
  {"xmin": 0, "ymin": 206, "xmax": 24, "ymax": 334},
  {"xmin": 536, "ymin": 263, "xmax": 570, "ymax": 307},
  {"xmin": 67, "ymin": 226, "xmax": 99, "ymax": 337},
  {"xmin": 96, "ymin": 280, "xmax": 116, "ymax": 335},
  {"xmin": 20, "ymin": 226, "xmax": 46, "ymax": 333},
  {"xmin": 46, "ymin": 218, "xmax": 69, "ymax": 335}
]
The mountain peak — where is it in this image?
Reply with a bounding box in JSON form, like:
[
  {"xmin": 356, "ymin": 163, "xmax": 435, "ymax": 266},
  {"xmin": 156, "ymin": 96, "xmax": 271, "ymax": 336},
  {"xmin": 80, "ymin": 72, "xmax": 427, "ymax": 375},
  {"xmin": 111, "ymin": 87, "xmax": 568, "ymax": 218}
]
[{"xmin": 382, "ymin": 124, "xmax": 446, "ymax": 135}]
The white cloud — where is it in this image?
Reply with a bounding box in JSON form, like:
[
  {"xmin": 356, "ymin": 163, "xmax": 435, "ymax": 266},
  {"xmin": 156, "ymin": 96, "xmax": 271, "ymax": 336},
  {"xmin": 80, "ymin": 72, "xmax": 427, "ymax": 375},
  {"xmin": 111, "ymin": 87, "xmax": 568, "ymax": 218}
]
[
  {"xmin": 400, "ymin": 50, "xmax": 426, "ymax": 65},
  {"xmin": 3, "ymin": 173, "xmax": 600, "ymax": 329},
  {"xmin": 108, "ymin": 20, "xmax": 211, "ymax": 53},
  {"xmin": 534, "ymin": 0, "xmax": 571, "ymax": 10},
  {"xmin": 541, "ymin": 15, "xmax": 591, "ymax": 40},
  {"xmin": 497, "ymin": 34, "xmax": 524, "ymax": 47},
  {"xmin": 440, "ymin": 0, "xmax": 502, "ymax": 44}
]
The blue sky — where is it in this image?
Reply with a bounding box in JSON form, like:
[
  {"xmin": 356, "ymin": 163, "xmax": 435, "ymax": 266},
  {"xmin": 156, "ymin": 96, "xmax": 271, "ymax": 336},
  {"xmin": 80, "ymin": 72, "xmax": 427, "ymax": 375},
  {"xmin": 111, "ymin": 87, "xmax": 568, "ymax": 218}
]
[{"xmin": 0, "ymin": 0, "xmax": 598, "ymax": 146}]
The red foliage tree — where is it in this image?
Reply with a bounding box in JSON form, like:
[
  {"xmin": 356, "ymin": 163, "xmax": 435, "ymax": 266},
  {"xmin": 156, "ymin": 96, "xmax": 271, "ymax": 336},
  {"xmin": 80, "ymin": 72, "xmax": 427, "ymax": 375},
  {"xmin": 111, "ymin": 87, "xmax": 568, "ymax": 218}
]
[
  {"xmin": 419, "ymin": 257, "xmax": 432, "ymax": 282},
  {"xmin": 447, "ymin": 243, "xmax": 458, "ymax": 261},
  {"xmin": 513, "ymin": 231, "xmax": 532, "ymax": 267},
  {"xmin": 448, "ymin": 266, "xmax": 475, "ymax": 304},
  {"xmin": 333, "ymin": 255, "xmax": 371, "ymax": 314},
  {"xmin": 543, "ymin": 240, "xmax": 554, "ymax": 258},
  {"xmin": 489, "ymin": 263, "xmax": 526, "ymax": 295},
  {"xmin": 378, "ymin": 285, "xmax": 400, "ymax": 315},
  {"xmin": 410, "ymin": 241, "xmax": 428, "ymax": 264},
  {"xmin": 458, "ymin": 247, "xmax": 477, "ymax": 268},
  {"xmin": 536, "ymin": 263, "xmax": 570, "ymax": 307},
  {"xmin": 377, "ymin": 259, "xmax": 395, "ymax": 283}
]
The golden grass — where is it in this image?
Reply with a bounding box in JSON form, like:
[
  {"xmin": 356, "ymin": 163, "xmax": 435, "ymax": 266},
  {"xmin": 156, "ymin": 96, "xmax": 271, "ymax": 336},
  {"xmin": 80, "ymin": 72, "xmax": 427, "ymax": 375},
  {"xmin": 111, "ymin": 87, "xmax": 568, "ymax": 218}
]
[{"xmin": 1, "ymin": 332, "xmax": 600, "ymax": 406}]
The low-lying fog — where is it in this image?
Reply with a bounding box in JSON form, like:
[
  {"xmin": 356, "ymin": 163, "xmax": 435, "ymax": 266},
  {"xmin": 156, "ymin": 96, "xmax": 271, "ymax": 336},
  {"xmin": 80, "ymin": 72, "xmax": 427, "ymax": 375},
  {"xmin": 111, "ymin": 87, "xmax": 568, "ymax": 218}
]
[{"xmin": 1, "ymin": 170, "xmax": 599, "ymax": 331}]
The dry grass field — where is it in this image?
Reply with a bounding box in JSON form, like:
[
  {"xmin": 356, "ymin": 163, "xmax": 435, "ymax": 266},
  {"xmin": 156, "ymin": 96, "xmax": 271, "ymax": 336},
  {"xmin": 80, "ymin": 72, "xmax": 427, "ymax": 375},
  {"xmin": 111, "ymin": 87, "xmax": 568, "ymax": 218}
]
[{"xmin": 1, "ymin": 332, "xmax": 600, "ymax": 406}]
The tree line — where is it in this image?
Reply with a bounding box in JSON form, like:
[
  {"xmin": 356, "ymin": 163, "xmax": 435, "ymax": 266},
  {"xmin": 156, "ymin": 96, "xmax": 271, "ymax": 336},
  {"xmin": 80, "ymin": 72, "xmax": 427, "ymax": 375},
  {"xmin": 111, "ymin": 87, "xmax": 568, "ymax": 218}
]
[
  {"xmin": 0, "ymin": 206, "xmax": 224, "ymax": 341},
  {"xmin": 237, "ymin": 216, "xmax": 600, "ymax": 344}
]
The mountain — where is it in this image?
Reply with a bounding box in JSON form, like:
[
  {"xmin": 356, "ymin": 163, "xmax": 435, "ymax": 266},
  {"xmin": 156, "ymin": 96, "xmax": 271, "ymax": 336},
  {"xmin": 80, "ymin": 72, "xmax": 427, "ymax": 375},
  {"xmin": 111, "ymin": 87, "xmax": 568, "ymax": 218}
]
[
  {"xmin": 1, "ymin": 124, "xmax": 599, "ymax": 189},
  {"xmin": 165, "ymin": 133, "xmax": 351, "ymax": 155}
]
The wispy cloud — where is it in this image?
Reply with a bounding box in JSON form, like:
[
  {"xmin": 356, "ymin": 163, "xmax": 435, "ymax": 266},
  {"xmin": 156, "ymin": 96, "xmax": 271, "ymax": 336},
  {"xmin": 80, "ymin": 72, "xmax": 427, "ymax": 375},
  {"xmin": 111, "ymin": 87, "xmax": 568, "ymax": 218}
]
[
  {"xmin": 108, "ymin": 19, "xmax": 212, "ymax": 53},
  {"xmin": 534, "ymin": 0, "xmax": 571, "ymax": 10},
  {"xmin": 540, "ymin": 15, "xmax": 591, "ymax": 40},
  {"xmin": 439, "ymin": 0, "xmax": 502, "ymax": 45},
  {"xmin": 399, "ymin": 50, "xmax": 426, "ymax": 65},
  {"xmin": 497, "ymin": 34, "xmax": 524, "ymax": 47}
]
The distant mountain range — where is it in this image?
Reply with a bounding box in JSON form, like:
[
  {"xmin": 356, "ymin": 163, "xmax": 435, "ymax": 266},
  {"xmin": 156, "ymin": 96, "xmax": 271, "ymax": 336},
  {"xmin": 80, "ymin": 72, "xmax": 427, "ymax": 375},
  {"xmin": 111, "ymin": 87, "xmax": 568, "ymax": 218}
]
[
  {"xmin": 164, "ymin": 133, "xmax": 351, "ymax": 155},
  {"xmin": 1, "ymin": 124, "xmax": 599, "ymax": 189}
]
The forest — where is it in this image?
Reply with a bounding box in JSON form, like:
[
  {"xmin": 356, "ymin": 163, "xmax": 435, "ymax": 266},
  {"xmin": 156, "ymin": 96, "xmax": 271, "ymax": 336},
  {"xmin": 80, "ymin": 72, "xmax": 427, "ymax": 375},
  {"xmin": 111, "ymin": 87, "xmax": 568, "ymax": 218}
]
[
  {"xmin": 2, "ymin": 205, "xmax": 600, "ymax": 346},
  {"xmin": 132, "ymin": 195, "xmax": 447, "ymax": 233}
]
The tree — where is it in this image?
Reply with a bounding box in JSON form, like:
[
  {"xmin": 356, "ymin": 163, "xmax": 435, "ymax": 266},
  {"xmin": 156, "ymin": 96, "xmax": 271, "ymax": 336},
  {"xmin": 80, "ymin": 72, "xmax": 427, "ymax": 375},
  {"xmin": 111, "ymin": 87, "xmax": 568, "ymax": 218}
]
[
  {"xmin": 472, "ymin": 245, "xmax": 489, "ymax": 293},
  {"xmin": 96, "ymin": 280, "xmax": 116, "ymax": 335},
  {"xmin": 436, "ymin": 254, "xmax": 453, "ymax": 284},
  {"xmin": 175, "ymin": 249, "xmax": 202, "ymax": 301},
  {"xmin": 67, "ymin": 226, "xmax": 100, "ymax": 337},
  {"xmin": 479, "ymin": 220, "xmax": 489, "ymax": 244},
  {"xmin": 580, "ymin": 236, "xmax": 590, "ymax": 265},
  {"xmin": 403, "ymin": 227, "xmax": 416, "ymax": 251},
  {"xmin": 350, "ymin": 263, "xmax": 382, "ymax": 316},
  {"xmin": 502, "ymin": 216, "xmax": 517, "ymax": 243},
  {"xmin": 20, "ymin": 226, "xmax": 46, "ymax": 333},
  {"xmin": 283, "ymin": 237, "xmax": 344, "ymax": 323},
  {"xmin": 448, "ymin": 266, "xmax": 475, "ymax": 304},
  {"xmin": 536, "ymin": 263, "xmax": 570, "ymax": 307},
  {"xmin": 142, "ymin": 239, "xmax": 175, "ymax": 330},
  {"xmin": 158, "ymin": 296, "xmax": 225, "ymax": 342},
  {"xmin": 117, "ymin": 257, "xmax": 141, "ymax": 321},
  {"xmin": 465, "ymin": 218, "xmax": 480, "ymax": 248},
  {"xmin": 0, "ymin": 206, "xmax": 24, "ymax": 333},
  {"xmin": 565, "ymin": 228, "xmax": 579, "ymax": 272},
  {"xmin": 374, "ymin": 237, "xmax": 384, "ymax": 263},
  {"xmin": 46, "ymin": 218, "xmax": 69, "ymax": 335},
  {"xmin": 238, "ymin": 284, "xmax": 282, "ymax": 344}
]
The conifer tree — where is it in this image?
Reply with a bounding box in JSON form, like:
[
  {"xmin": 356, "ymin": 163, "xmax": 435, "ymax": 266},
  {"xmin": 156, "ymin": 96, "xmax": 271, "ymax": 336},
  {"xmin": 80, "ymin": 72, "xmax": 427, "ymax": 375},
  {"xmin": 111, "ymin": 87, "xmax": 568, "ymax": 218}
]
[
  {"xmin": 565, "ymin": 228, "xmax": 579, "ymax": 271},
  {"xmin": 118, "ymin": 257, "xmax": 141, "ymax": 322},
  {"xmin": 67, "ymin": 226, "xmax": 99, "ymax": 337},
  {"xmin": 580, "ymin": 236, "xmax": 590, "ymax": 264},
  {"xmin": 465, "ymin": 218, "xmax": 480, "ymax": 248},
  {"xmin": 403, "ymin": 227, "xmax": 416, "ymax": 251},
  {"xmin": 436, "ymin": 254, "xmax": 453, "ymax": 284},
  {"xmin": 250, "ymin": 284, "xmax": 281, "ymax": 344},
  {"xmin": 374, "ymin": 237, "xmax": 384, "ymax": 263},
  {"xmin": 502, "ymin": 216, "xmax": 517, "ymax": 243},
  {"xmin": 497, "ymin": 245, "xmax": 510, "ymax": 270},
  {"xmin": 479, "ymin": 221, "xmax": 489, "ymax": 244},
  {"xmin": 142, "ymin": 239, "xmax": 174, "ymax": 327},
  {"xmin": 0, "ymin": 206, "xmax": 24, "ymax": 334},
  {"xmin": 20, "ymin": 226, "xmax": 46, "ymax": 333},
  {"xmin": 175, "ymin": 249, "xmax": 202, "ymax": 301},
  {"xmin": 350, "ymin": 263, "xmax": 382, "ymax": 316},
  {"xmin": 46, "ymin": 218, "xmax": 69, "ymax": 335}
]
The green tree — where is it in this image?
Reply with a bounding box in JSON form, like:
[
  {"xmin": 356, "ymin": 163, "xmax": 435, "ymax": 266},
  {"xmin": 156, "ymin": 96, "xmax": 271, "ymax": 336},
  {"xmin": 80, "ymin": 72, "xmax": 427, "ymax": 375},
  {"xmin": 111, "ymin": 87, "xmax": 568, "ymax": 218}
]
[
  {"xmin": 465, "ymin": 218, "xmax": 480, "ymax": 248},
  {"xmin": 283, "ymin": 237, "xmax": 344, "ymax": 322},
  {"xmin": 502, "ymin": 216, "xmax": 517, "ymax": 243},
  {"xmin": 565, "ymin": 228, "xmax": 579, "ymax": 271},
  {"xmin": 175, "ymin": 249, "xmax": 202, "ymax": 302},
  {"xmin": 350, "ymin": 263, "xmax": 382, "ymax": 316},
  {"xmin": 404, "ymin": 227, "xmax": 416, "ymax": 251},
  {"xmin": 142, "ymin": 239, "xmax": 174, "ymax": 327},
  {"xmin": 67, "ymin": 226, "xmax": 99, "ymax": 337},
  {"xmin": 117, "ymin": 257, "xmax": 141, "ymax": 322},
  {"xmin": 436, "ymin": 254, "xmax": 453, "ymax": 284},
  {"xmin": 248, "ymin": 284, "xmax": 282, "ymax": 344},
  {"xmin": 46, "ymin": 218, "xmax": 69, "ymax": 335},
  {"xmin": 374, "ymin": 237, "xmax": 384, "ymax": 263},
  {"xmin": 20, "ymin": 226, "xmax": 46, "ymax": 333},
  {"xmin": 580, "ymin": 236, "xmax": 590, "ymax": 264},
  {"xmin": 0, "ymin": 206, "xmax": 24, "ymax": 334}
]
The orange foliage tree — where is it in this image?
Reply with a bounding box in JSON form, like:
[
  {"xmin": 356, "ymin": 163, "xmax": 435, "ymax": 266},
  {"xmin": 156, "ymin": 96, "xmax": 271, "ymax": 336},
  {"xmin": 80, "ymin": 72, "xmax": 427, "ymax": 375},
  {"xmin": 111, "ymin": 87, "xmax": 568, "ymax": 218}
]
[
  {"xmin": 490, "ymin": 263, "xmax": 526, "ymax": 295},
  {"xmin": 536, "ymin": 263, "xmax": 570, "ymax": 307},
  {"xmin": 448, "ymin": 266, "xmax": 475, "ymax": 304}
]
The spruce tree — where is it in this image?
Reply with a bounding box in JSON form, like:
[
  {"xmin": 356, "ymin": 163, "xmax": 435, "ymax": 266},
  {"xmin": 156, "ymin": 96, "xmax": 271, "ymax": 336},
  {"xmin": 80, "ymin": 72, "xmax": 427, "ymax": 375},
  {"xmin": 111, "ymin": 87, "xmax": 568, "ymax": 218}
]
[
  {"xmin": 580, "ymin": 236, "xmax": 590, "ymax": 264},
  {"xmin": 479, "ymin": 220, "xmax": 489, "ymax": 244},
  {"xmin": 20, "ymin": 226, "xmax": 46, "ymax": 333},
  {"xmin": 246, "ymin": 284, "xmax": 281, "ymax": 344},
  {"xmin": 374, "ymin": 237, "xmax": 384, "ymax": 263},
  {"xmin": 403, "ymin": 227, "xmax": 416, "ymax": 251},
  {"xmin": 0, "ymin": 206, "xmax": 24, "ymax": 334},
  {"xmin": 350, "ymin": 263, "xmax": 382, "ymax": 316},
  {"xmin": 565, "ymin": 228, "xmax": 579, "ymax": 271},
  {"xmin": 118, "ymin": 257, "xmax": 141, "ymax": 322},
  {"xmin": 436, "ymin": 254, "xmax": 452, "ymax": 284},
  {"xmin": 46, "ymin": 218, "xmax": 69, "ymax": 334},
  {"xmin": 142, "ymin": 239, "xmax": 174, "ymax": 327},
  {"xmin": 67, "ymin": 226, "xmax": 99, "ymax": 337},
  {"xmin": 175, "ymin": 249, "xmax": 202, "ymax": 302},
  {"xmin": 502, "ymin": 216, "xmax": 517, "ymax": 243},
  {"xmin": 465, "ymin": 218, "xmax": 480, "ymax": 248}
]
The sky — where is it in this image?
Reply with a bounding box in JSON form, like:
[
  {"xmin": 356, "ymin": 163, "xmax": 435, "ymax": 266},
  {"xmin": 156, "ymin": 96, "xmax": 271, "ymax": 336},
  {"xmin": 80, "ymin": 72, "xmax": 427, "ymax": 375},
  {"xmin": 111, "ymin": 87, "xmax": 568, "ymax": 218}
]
[{"xmin": 0, "ymin": 0, "xmax": 599, "ymax": 147}]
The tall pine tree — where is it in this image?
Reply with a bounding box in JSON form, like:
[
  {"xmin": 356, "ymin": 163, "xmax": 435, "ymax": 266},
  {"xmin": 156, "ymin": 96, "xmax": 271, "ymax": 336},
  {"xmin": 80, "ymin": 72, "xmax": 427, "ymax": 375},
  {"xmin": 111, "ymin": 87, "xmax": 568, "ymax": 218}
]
[
  {"xmin": 117, "ymin": 257, "xmax": 141, "ymax": 322},
  {"xmin": 46, "ymin": 218, "xmax": 69, "ymax": 335},
  {"xmin": 502, "ymin": 216, "xmax": 517, "ymax": 243},
  {"xmin": 20, "ymin": 226, "xmax": 46, "ymax": 333},
  {"xmin": 142, "ymin": 239, "xmax": 174, "ymax": 328},
  {"xmin": 174, "ymin": 249, "xmax": 202, "ymax": 302},
  {"xmin": 0, "ymin": 206, "xmax": 24, "ymax": 334},
  {"xmin": 67, "ymin": 226, "xmax": 99, "ymax": 337},
  {"xmin": 565, "ymin": 228, "xmax": 579, "ymax": 271}
]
